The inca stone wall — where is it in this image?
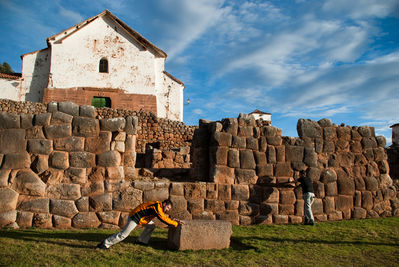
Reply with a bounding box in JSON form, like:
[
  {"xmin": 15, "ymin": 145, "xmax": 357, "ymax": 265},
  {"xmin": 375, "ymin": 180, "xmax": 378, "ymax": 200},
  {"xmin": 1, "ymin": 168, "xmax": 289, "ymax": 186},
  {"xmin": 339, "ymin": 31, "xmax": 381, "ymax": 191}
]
[
  {"xmin": 0, "ymin": 102, "xmax": 139, "ymax": 229},
  {"xmin": 0, "ymin": 98, "xmax": 196, "ymax": 155},
  {"xmin": 191, "ymin": 114, "xmax": 399, "ymax": 224},
  {"xmin": 0, "ymin": 99, "xmax": 398, "ymax": 229}
]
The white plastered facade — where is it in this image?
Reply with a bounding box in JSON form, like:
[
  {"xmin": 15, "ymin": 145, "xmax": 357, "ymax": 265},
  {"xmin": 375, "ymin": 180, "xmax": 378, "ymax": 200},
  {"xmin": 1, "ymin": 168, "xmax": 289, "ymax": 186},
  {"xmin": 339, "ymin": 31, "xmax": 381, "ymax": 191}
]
[{"xmin": 20, "ymin": 10, "xmax": 184, "ymax": 121}]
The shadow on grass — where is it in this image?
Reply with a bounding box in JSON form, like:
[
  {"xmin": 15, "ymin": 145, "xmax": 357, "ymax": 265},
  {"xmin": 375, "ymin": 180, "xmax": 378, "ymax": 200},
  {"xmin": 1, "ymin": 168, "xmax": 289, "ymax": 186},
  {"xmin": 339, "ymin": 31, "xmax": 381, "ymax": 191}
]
[
  {"xmin": 246, "ymin": 236, "xmax": 399, "ymax": 247},
  {"xmin": 1, "ymin": 230, "xmax": 258, "ymax": 251},
  {"xmin": 3, "ymin": 229, "xmax": 396, "ymax": 252}
]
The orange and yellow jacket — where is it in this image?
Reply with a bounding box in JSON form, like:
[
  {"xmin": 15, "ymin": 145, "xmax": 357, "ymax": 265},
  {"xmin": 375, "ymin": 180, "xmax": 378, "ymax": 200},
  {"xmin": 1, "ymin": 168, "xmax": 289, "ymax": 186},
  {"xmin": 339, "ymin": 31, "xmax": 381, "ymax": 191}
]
[{"xmin": 129, "ymin": 201, "xmax": 178, "ymax": 227}]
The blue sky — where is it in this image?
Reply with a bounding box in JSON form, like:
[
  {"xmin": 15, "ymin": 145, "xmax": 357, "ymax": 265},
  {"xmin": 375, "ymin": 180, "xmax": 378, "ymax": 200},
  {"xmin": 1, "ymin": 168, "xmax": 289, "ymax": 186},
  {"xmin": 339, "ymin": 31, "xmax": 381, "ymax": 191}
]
[{"xmin": 1, "ymin": 0, "xmax": 398, "ymax": 144}]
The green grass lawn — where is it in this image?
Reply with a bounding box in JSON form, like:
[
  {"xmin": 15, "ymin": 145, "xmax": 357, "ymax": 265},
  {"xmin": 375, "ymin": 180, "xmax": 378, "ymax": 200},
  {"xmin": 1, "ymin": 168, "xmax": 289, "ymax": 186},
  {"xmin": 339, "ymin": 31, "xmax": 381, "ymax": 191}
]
[{"xmin": 1, "ymin": 217, "xmax": 398, "ymax": 267}]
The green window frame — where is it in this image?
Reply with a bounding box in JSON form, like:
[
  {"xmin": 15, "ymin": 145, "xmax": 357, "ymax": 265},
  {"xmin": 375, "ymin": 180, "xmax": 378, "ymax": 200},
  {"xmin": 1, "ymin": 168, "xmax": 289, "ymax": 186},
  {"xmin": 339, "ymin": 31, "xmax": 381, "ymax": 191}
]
[{"xmin": 91, "ymin": 97, "xmax": 111, "ymax": 108}]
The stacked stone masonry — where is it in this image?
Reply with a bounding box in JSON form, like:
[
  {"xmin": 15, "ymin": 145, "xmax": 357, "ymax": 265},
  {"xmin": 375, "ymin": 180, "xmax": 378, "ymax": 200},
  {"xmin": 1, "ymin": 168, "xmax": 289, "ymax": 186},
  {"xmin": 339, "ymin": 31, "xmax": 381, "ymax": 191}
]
[
  {"xmin": 0, "ymin": 100, "xmax": 398, "ymax": 229},
  {"xmin": 191, "ymin": 114, "xmax": 399, "ymax": 224},
  {"xmin": 0, "ymin": 98, "xmax": 196, "ymax": 153}
]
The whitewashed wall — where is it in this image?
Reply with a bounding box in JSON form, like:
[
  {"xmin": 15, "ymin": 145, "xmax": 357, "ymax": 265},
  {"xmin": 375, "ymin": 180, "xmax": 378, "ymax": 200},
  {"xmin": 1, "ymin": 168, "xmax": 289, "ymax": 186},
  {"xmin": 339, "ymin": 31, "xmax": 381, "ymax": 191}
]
[
  {"xmin": 21, "ymin": 15, "xmax": 183, "ymax": 121},
  {"xmin": 0, "ymin": 78, "xmax": 21, "ymax": 101},
  {"xmin": 21, "ymin": 48, "xmax": 50, "ymax": 102}
]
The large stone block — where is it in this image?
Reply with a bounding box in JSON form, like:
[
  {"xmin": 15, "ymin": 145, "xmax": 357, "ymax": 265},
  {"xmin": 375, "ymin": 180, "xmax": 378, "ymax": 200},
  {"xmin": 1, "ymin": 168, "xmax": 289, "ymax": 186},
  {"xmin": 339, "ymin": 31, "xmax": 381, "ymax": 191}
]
[
  {"xmin": 256, "ymin": 164, "xmax": 273, "ymax": 178},
  {"xmin": 143, "ymin": 188, "xmax": 169, "ymax": 202},
  {"xmin": 0, "ymin": 169, "xmax": 10, "ymax": 187},
  {"xmin": 231, "ymin": 136, "xmax": 246, "ymax": 149},
  {"xmin": 25, "ymin": 126, "xmax": 45, "ymax": 139},
  {"xmin": 50, "ymin": 151, "xmax": 69, "ymax": 170},
  {"xmin": 51, "ymin": 111, "xmax": 73, "ymax": 125},
  {"xmin": 34, "ymin": 113, "xmax": 51, "ymax": 126},
  {"xmin": 50, "ymin": 199, "xmax": 79, "ymax": 218},
  {"xmin": 72, "ymin": 117, "xmax": 100, "ymax": 137},
  {"xmin": 97, "ymin": 151, "xmax": 121, "ymax": 167},
  {"xmin": 100, "ymin": 118, "xmax": 126, "ymax": 132},
  {"xmin": 364, "ymin": 176, "xmax": 378, "ymax": 191},
  {"xmin": 210, "ymin": 165, "xmax": 234, "ymax": 184},
  {"xmin": 279, "ymin": 190, "xmax": 296, "ymax": 205},
  {"xmin": 124, "ymin": 116, "xmax": 138, "ymax": 135},
  {"xmin": 169, "ymin": 195, "xmax": 187, "ymax": 211},
  {"xmin": 44, "ymin": 124, "xmax": 72, "ymax": 139},
  {"xmin": 184, "ymin": 183, "xmax": 206, "ymax": 199},
  {"xmin": 97, "ymin": 211, "xmax": 120, "ymax": 225},
  {"xmin": 320, "ymin": 168, "xmax": 337, "ymax": 183},
  {"xmin": 210, "ymin": 132, "xmax": 232, "ymax": 147},
  {"xmin": 58, "ymin": 102, "xmax": 79, "ymax": 116},
  {"xmin": 361, "ymin": 191, "xmax": 373, "ymax": 210},
  {"xmin": 2, "ymin": 152, "xmax": 31, "ymax": 170},
  {"xmin": 215, "ymin": 210, "xmax": 239, "ymax": 225},
  {"xmin": 240, "ymin": 150, "xmax": 256, "ymax": 169},
  {"xmin": 72, "ymin": 212, "xmax": 101, "ymax": 228},
  {"xmin": 47, "ymin": 183, "xmax": 81, "ymax": 200},
  {"xmin": 85, "ymin": 131, "xmax": 111, "ymax": 153},
  {"xmin": 20, "ymin": 114, "xmax": 33, "ymax": 129},
  {"xmin": 204, "ymin": 199, "xmax": 225, "ymax": 212},
  {"xmin": 53, "ymin": 215, "xmax": 72, "ymax": 229},
  {"xmin": 263, "ymin": 187, "xmax": 279, "ymax": 203},
  {"xmin": 254, "ymin": 151, "xmax": 267, "ymax": 165},
  {"xmin": 285, "ymin": 145, "xmax": 304, "ymax": 162},
  {"xmin": 238, "ymin": 126, "xmax": 253, "ymax": 137},
  {"xmin": 89, "ymin": 193, "xmax": 112, "ymax": 211},
  {"xmin": 188, "ymin": 199, "xmax": 204, "ymax": 214},
  {"xmin": 217, "ymin": 184, "xmax": 231, "ymax": 201},
  {"xmin": 28, "ymin": 139, "xmax": 52, "ymax": 155},
  {"xmin": 0, "ymin": 112, "xmax": 20, "ymax": 129},
  {"xmin": 239, "ymin": 201, "xmax": 259, "ymax": 216},
  {"xmin": 235, "ymin": 169, "xmax": 257, "ymax": 184},
  {"xmin": 267, "ymin": 145, "xmax": 276, "ymax": 163},
  {"xmin": 336, "ymin": 195, "xmax": 353, "ymax": 211},
  {"xmin": 79, "ymin": 105, "xmax": 97, "ymax": 118},
  {"xmin": 0, "ymin": 210, "xmax": 17, "ymax": 226},
  {"xmin": 336, "ymin": 169, "xmax": 355, "ymax": 195},
  {"xmin": 246, "ymin": 137, "xmax": 258, "ymax": 151},
  {"xmin": 210, "ymin": 146, "xmax": 228, "ymax": 166},
  {"xmin": 231, "ymin": 184, "xmax": 249, "ymax": 200},
  {"xmin": 18, "ymin": 197, "xmax": 49, "ymax": 213},
  {"xmin": 260, "ymin": 203, "xmax": 278, "ymax": 215},
  {"xmin": 325, "ymin": 182, "xmax": 338, "ymax": 196},
  {"xmin": 275, "ymin": 162, "xmax": 293, "ymax": 177},
  {"xmin": 297, "ymin": 119, "xmax": 322, "ymax": 138},
  {"xmin": 112, "ymin": 187, "xmax": 142, "ymax": 211},
  {"xmin": 227, "ymin": 149, "xmax": 240, "ymax": 168},
  {"xmin": 0, "ymin": 129, "xmax": 26, "ymax": 154},
  {"xmin": 33, "ymin": 213, "xmax": 52, "ymax": 228},
  {"xmin": 168, "ymin": 220, "xmax": 232, "ymax": 250},
  {"xmin": 12, "ymin": 170, "xmax": 45, "ymax": 196},
  {"xmin": 69, "ymin": 152, "xmax": 95, "ymax": 168},
  {"xmin": 16, "ymin": 211, "xmax": 33, "ymax": 227},
  {"xmin": 0, "ymin": 188, "xmax": 19, "ymax": 212},
  {"xmin": 54, "ymin": 136, "xmax": 85, "ymax": 152}
]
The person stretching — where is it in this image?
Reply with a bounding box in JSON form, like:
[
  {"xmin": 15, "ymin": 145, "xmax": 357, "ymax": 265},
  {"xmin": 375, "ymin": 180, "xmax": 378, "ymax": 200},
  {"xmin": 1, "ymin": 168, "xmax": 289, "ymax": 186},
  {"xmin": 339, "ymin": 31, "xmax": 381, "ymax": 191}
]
[{"xmin": 96, "ymin": 199, "xmax": 183, "ymax": 250}]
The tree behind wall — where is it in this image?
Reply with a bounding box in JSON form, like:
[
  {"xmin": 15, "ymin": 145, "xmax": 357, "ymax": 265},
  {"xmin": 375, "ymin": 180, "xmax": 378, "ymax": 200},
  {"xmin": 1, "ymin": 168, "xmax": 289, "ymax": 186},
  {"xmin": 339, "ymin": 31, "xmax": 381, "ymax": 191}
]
[{"xmin": 0, "ymin": 62, "xmax": 14, "ymax": 74}]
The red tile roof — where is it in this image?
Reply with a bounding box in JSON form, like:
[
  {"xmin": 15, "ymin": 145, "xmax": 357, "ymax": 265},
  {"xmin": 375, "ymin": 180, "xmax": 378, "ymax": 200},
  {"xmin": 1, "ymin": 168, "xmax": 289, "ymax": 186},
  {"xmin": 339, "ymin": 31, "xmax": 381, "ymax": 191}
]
[{"xmin": 0, "ymin": 73, "xmax": 21, "ymax": 80}]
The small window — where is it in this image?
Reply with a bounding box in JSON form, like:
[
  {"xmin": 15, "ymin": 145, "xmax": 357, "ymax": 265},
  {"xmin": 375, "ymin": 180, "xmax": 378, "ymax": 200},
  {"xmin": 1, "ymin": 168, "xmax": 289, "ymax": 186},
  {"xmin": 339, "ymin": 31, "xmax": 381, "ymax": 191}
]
[
  {"xmin": 99, "ymin": 58, "xmax": 108, "ymax": 73},
  {"xmin": 91, "ymin": 97, "xmax": 111, "ymax": 108}
]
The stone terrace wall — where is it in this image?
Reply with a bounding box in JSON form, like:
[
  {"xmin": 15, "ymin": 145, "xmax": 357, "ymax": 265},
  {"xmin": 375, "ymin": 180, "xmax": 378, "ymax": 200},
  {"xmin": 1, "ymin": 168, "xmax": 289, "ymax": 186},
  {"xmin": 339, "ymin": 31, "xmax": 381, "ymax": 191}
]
[
  {"xmin": 0, "ymin": 99, "xmax": 196, "ymax": 154},
  {"xmin": 191, "ymin": 114, "xmax": 399, "ymax": 224},
  {"xmin": 96, "ymin": 107, "xmax": 196, "ymax": 153},
  {"xmin": 0, "ymin": 102, "xmax": 139, "ymax": 229}
]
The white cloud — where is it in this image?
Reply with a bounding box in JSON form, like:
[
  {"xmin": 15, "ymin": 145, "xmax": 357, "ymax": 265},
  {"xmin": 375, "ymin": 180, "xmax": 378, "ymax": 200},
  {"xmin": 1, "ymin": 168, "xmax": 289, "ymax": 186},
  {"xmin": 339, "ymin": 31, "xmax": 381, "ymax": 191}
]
[{"xmin": 322, "ymin": 0, "xmax": 399, "ymax": 19}]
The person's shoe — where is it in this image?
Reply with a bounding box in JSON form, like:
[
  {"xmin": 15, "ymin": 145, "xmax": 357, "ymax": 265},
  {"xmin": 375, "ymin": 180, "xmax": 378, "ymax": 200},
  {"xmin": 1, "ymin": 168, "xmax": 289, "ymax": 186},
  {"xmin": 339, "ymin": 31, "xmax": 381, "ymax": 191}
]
[
  {"xmin": 304, "ymin": 218, "xmax": 309, "ymax": 225},
  {"xmin": 134, "ymin": 240, "xmax": 148, "ymax": 246},
  {"xmin": 309, "ymin": 220, "xmax": 314, "ymax": 226},
  {"xmin": 96, "ymin": 241, "xmax": 109, "ymax": 250}
]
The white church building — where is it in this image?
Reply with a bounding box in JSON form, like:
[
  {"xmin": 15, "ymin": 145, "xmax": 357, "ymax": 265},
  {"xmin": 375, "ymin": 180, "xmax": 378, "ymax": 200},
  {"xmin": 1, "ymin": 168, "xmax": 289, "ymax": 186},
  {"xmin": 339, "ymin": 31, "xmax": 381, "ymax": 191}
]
[{"xmin": 13, "ymin": 10, "xmax": 185, "ymax": 121}]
